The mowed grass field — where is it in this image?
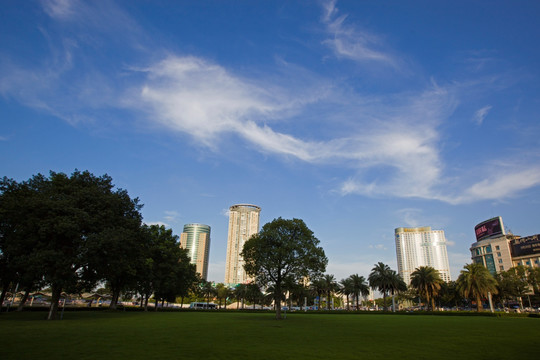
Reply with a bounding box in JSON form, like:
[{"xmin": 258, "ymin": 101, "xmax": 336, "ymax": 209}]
[{"xmin": 1, "ymin": 311, "xmax": 538, "ymax": 359}]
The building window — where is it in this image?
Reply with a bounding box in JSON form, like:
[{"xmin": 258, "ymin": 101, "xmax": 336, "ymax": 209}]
[
  {"xmin": 498, "ymin": 259, "xmax": 503, "ymax": 264},
  {"xmin": 497, "ymin": 252, "xmax": 501, "ymax": 257},
  {"xmin": 495, "ymin": 245, "xmax": 500, "ymax": 250},
  {"xmin": 499, "ymin": 266, "xmax": 504, "ymax": 271}
]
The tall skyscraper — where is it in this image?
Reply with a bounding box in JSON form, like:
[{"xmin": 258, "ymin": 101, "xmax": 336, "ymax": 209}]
[
  {"xmin": 224, "ymin": 204, "xmax": 261, "ymax": 285},
  {"xmin": 180, "ymin": 223, "xmax": 211, "ymax": 281},
  {"xmin": 395, "ymin": 226, "xmax": 451, "ymax": 285}
]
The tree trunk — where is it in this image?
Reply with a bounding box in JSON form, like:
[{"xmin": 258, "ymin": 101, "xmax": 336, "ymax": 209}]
[
  {"xmin": 17, "ymin": 289, "xmax": 31, "ymax": 311},
  {"xmin": 275, "ymin": 296, "xmax": 282, "ymax": 319},
  {"xmin": 47, "ymin": 285, "xmax": 62, "ymax": 320},
  {"xmin": 476, "ymin": 295, "xmax": 483, "ymax": 312},
  {"xmin": 143, "ymin": 294, "xmax": 149, "ymax": 311},
  {"xmin": 109, "ymin": 289, "xmax": 120, "ymax": 310},
  {"xmin": 383, "ymin": 293, "xmax": 387, "ymax": 311},
  {"xmin": 0, "ymin": 280, "xmax": 10, "ymax": 310},
  {"xmin": 431, "ymin": 297, "xmax": 436, "ymax": 311}
]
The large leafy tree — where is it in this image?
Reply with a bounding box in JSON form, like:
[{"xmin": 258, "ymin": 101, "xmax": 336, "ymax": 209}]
[
  {"xmin": 241, "ymin": 217, "xmax": 327, "ymax": 320},
  {"xmin": 410, "ymin": 266, "xmax": 444, "ymax": 311},
  {"xmin": 527, "ymin": 267, "xmax": 540, "ymax": 295},
  {"xmin": 456, "ymin": 263, "xmax": 498, "ymax": 312},
  {"xmin": 137, "ymin": 225, "xmax": 197, "ymax": 311},
  {"xmin": 83, "ymin": 188, "xmax": 144, "ymax": 310},
  {"xmin": 0, "ymin": 177, "xmax": 42, "ymax": 309},
  {"xmin": 1, "ymin": 171, "xmax": 142, "ymax": 319},
  {"xmin": 495, "ymin": 266, "xmax": 530, "ymax": 309}
]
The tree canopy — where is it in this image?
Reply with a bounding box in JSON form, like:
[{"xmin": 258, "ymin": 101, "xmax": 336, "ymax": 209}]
[
  {"xmin": 241, "ymin": 217, "xmax": 327, "ymax": 319},
  {"xmin": 410, "ymin": 266, "xmax": 444, "ymax": 311},
  {"xmin": 456, "ymin": 263, "xmax": 498, "ymax": 312},
  {"xmin": 0, "ymin": 170, "xmax": 197, "ymax": 318}
]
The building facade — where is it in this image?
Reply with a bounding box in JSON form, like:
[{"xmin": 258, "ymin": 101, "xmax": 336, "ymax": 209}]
[
  {"xmin": 395, "ymin": 226, "xmax": 452, "ymax": 285},
  {"xmin": 470, "ymin": 217, "xmax": 540, "ymax": 274},
  {"xmin": 224, "ymin": 204, "xmax": 261, "ymax": 286},
  {"xmin": 180, "ymin": 223, "xmax": 211, "ymax": 281}
]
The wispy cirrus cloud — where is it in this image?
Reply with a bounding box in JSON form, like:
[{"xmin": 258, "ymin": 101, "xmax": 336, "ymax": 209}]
[
  {"xmin": 321, "ymin": 0, "xmax": 396, "ymax": 66},
  {"xmin": 473, "ymin": 105, "xmax": 492, "ymax": 125},
  {"xmin": 133, "ymin": 55, "xmax": 450, "ymax": 203},
  {"xmin": 3, "ymin": 0, "xmax": 539, "ymax": 208},
  {"xmin": 41, "ymin": 0, "xmax": 77, "ymax": 20},
  {"xmin": 454, "ymin": 167, "xmax": 540, "ymax": 204}
]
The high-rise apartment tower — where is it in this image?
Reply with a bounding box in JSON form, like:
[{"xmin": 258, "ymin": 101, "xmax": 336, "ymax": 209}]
[
  {"xmin": 224, "ymin": 204, "xmax": 261, "ymax": 285},
  {"xmin": 395, "ymin": 226, "xmax": 451, "ymax": 285},
  {"xmin": 180, "ymin": 223, "xmax": 211, "ymax": 281}
]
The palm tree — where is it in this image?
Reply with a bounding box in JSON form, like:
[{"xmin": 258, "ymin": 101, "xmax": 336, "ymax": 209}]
[
  {"xmin": 368, "ymin": 262, "xmax": 392, "ymax": 311},
  {"xmin": 388, "ymin": 270, "xmax": 407, "ymax": 312},
  {"xmin": 283, "ymin": 276, "xmax": 299, "ymax": 310},
  {"xmin": 200, "ymin": 280, "xmax": 216, "ymax": 306},
  {"xmin": 321, "ymin": 274, "xmax": 338, "ymax": 310},
  {"xmin": 246, "ymin": 283, "xmax": 263, "ymax": 309},
  {"xmin": 287, "ymin": 279, "xmax": 310, "ymax": 310},
  {"xmin": 234, "ymin": 283, "xmax": 248, "ymax": 309},
  {"xmin": 339, "ymin": 278, "xmax": 354, "ymax": 310},
  {"xmin": 349, "ymin": 274, "xmax": 370, "ymax": 311},
  {"xmin": 310, "ymin": 277, "xmax": 326, "ymax": 310},
  {"xmin": 410, "ymin": 266, "xmax": 444, "ymax": 311},
  {"xmin": 456, "ymin": 263, "xmax": 498, "ymax": 312},
  {"xmin": 216, "ymin": 283, "xmax": 231, "ymax": 309}
]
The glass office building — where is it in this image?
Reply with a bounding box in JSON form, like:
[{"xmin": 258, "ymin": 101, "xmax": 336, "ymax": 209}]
[
  {"xmin": 180, "ymin": 223, "xmax": 211, "ymax": 281},
  {"xmin": 395, "ymin": 226, "xmax": 452, "ymax": 285}
]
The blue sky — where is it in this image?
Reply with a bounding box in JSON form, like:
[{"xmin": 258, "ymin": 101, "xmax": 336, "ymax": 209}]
[{"xmin": 2, "ymin": 0, "xmax": 540, "ymax": 283}]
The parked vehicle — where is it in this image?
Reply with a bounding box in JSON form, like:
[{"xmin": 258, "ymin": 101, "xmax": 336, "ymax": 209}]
[{"xmin": 189, "ymin": 302, "xmax": 217, "ymax": 310}]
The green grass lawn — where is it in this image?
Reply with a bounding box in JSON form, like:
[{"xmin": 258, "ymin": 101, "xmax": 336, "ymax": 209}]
[{"xmin": 1, "ymin": 311, "xmax": 538, "ymax": 359}]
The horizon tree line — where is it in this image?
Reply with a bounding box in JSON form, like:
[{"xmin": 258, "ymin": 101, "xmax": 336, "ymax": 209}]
[{"xmin": 3, "ymin": 170, "xmax": 540, "ymax": 319}]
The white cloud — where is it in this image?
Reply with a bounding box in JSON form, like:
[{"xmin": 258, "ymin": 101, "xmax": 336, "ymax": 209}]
[
  {"xmin": 396, "ymin": 208, "xmax": 423, "ymax": 227},
  {"xmin": 321, "ymin": 0, "xmax": 396, "ymax": 66},
  {"xmin": 368, "ymin": 244, "xmax": 388, "ymax": 251},
  {"xmin": 474, "ymin": 105, "xmax": 492, "ymax": 125},
  {"xmin": 41, "ymin": 0, "xmax": 77, "ymax": 20},
  {"xmin": 463, "ymin": 168, "xmax": 540, "ymax": 202},
  {"xmin": 3, "ymin": 1, "xmax": 539, "ymax": 209},
  {"xmin": 136, "ymin": 56, "xmax": 283, "ymax": 148},
  {"xmin": 164, "ymin": 210, "xmax": 180, "ymax": 224},
  {"xmin": 144, "ymin": 221, "xmax": 169, "ymax": 228},
  {"xmin": 221, "ymin": 208, "xmax": 230, "ymax": 217}
]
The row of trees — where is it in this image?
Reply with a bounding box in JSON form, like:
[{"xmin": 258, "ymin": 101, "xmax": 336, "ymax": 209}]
[
  {"xmin": 219, "ymin": 262, "xmax": 539, "ymax": 315},
  {"xmin": 0, "ymin": 171, "xmax": 199, "ymax": 319},
  {"xmin": 3, "ymin": 170, "xmax": 539, "ymax": 320}
]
